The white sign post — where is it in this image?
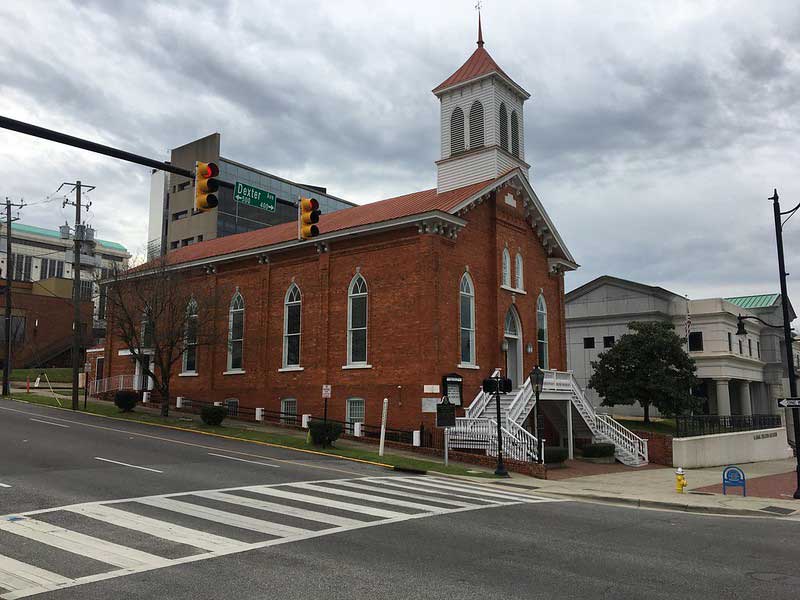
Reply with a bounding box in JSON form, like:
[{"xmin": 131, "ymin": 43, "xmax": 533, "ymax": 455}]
[
  {"xmin": 379, "ymin": 398, "xmax": 389, "ymax": 457},
  {"xmin": 444, "ymin": 427, "xmax": 449, "ymax": 467}
]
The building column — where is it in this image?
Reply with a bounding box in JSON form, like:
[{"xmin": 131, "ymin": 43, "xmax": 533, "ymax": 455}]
[
  {"xmin": 715, "ymin": 379, "xmax": 731, "ymax": 416},
  {"xmin": 566, "ymin": 399, "xmax": 574, "ymax": 460},
  {"xmin": 740, "ymin": 381, "xmax": 752, "ymax": 416}
]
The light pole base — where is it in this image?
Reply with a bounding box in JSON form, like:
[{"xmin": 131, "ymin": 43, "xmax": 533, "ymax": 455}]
[
  {"xmin": 794, "ymin": 464, "xmax": 800, "ymax": 500},
  {"xmin": 495, "ymin": 461, "xmax": 510, "ymax": 478}
]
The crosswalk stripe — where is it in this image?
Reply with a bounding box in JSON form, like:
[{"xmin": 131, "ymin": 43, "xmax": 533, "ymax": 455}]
[
  {"xmin": 425, "ymin": 476, "xmax": 543, "ymax": 501},
  {"xmin": 326, "ymin": 480, "xmax": 478, "ymax": 508},
  {"xmin": 136, "ymin": 497, "xmax": 312, "ymax": 538},
  {"xmin": 246, "ymin": 485, "xmax": 407, "ymax": 519},
  {"xmin": 361, "ymin": 478, "xmax": 504, "ymax": 504},
  {"xmin": 64, "ymin": 504, "xmax": 245, "ymax": 553},
  {"xmin": 0, "ymin": 518, "xmax": 167, "ymax": 569},
  {"xmin": 290, "ymin": 482, "xmax": 447, "ymax": 512},
  {"xmin": 195, "ymin": 491, "xmax": 364, "ymax": 528},
  {"xmin": 0, "ymin": 554, "xmax": 72, "ymax": 592},
  {"xmin": 385, "ymin": 477, "xmax": 534, "ymax": 502}
]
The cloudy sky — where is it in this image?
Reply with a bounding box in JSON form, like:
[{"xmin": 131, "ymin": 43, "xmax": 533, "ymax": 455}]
[{"xmin": 1, "ymin": 0, "xmax": 798, "ymax": 308}]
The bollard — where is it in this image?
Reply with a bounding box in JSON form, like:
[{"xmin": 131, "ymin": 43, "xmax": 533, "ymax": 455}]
[
  {"xmin": 354, "ymin": 422, "xmax": 363, "ymax": 437},
  {"xmin": 142, "ymin": 391, "xmax": 150, "ymax": 404},
  {"xmin": 214, "ymin": 401, "xmax": 222, "ymax": 407},
  {"xmin": 301, "ymin": 414, "xmax": 311, "ymax": 428},
  {"xmin": 176, "ymin": 396, "xmax": 184, "ymax": 409},
  {"xmin": 413, "ymin": 430, "xmax": 421, "ymax": 447},
  {"xmin": 255, "ymin": 408, "xmax": 264, "ymax": 422}
]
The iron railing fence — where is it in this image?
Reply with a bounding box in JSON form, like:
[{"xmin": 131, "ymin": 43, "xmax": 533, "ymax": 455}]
[{"xmin": 675, "ymin": 414, "xmax": 782, "ymax": 438}]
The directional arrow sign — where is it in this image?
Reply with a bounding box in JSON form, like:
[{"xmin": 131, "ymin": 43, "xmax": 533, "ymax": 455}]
[
  {"xmin": 234, "ymin": 181, "xmax": 276, "ymax": 212},
  {"xmin": 777, "ymin": 398, "xmax": 800, "ymax": 408}
]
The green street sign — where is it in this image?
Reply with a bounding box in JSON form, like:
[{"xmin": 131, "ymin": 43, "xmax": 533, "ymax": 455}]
[{"xmin": 234, "ymin": 181, "xmax": 276, "ymax": 212}]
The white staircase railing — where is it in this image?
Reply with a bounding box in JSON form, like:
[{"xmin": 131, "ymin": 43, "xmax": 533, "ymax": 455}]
[
  {"xmin": 450, "ymin": 416, "xmax": 540, "ymax": 462},
  {"xmin": 464, "ymin": 368, "xmax": 500, "ymax": 419},
  {"xmin": 506, "ymin": 378, "xmax": 533, "ymax": 428},
  {"xmin": 90, "ymin": 375, "xmax": 143, "ymax": 396}
]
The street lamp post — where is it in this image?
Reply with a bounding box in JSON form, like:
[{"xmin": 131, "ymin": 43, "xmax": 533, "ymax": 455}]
[
  {"xmin": 739, "ymin": 188, "xmax": 799, "ymax": 499},
  {"xmin": 492, "ymin": 369, "xmax": 510, "ymax": 478},
  {"xmin": 530, "ymin": 365, "xmax": 545, "ymax": 463}
]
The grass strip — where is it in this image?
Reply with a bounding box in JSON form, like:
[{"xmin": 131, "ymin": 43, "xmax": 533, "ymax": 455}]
[{"xmin": 9, "ymin": 393, "xmax": 495, "ymax": 478}]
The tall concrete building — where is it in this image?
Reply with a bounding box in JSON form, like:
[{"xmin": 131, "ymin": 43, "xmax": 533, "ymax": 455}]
[{"xmin": 146, "ymin": 134, "xmax": 356, "ymax": 259}]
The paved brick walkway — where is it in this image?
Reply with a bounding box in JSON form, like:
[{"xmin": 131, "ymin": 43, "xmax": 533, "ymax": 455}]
[{"xmin": 694, "ymin": 470, "xmax": 799, "ymax": 500}]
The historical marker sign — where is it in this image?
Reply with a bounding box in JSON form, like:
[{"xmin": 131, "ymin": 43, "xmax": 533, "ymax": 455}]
[
  {"xmin": 234, "ymin": 181, "xmax": 276, "ymax": 212},
  {"xmin": 436, "ymin": 397, "xmax": 456, "ymax": 428},
  {"xmin": 778, "ymin": 397, "xmax": 800, "ymax": 408}
]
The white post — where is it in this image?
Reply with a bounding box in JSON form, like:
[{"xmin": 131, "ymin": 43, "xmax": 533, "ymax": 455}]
[
  {"xmin": 354, "ymin": 422, "xmax": 363, "ymax": 437},
  {"xmin": 413, "ymin": 430, "xmax": 421, "ymax": 447},
  {"xmin": 301, "ymin": 414, "xmax": 311, "ymax": 428},
  {"xmin": 214, "ymin": 401, "xmax": 222, "ymax": 407},
  {"xmin": 378, "ymin": 397, "xmax": 389, "ymax": 457},
  {"xmin": 118, "ymin": 375, "xmax": 123, "ymax": 389},
  {"xmin": 142, "ymin": 391, "xmax": 150, "ymax": 404},
  {"xmin": 567, "ymin": 398, "xmax": 574, "ymax": 460},
  {"xmin": 444, "ymin": 427, "xmax": 449, "ymax": 466},
  {"xmin": 176, "ymin": 396, "xmax": 184, "ymax": 409},
  {"xmin": 255, "ymin": 408, "xmax": 264, "ymax": 422}
]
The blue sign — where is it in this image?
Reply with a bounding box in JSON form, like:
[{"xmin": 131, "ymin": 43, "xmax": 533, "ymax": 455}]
[{"xmin": 722, "ymin": 465, "xmax": 746, "ymax": 497}]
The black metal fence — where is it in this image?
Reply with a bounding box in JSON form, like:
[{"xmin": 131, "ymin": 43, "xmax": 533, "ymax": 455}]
[{"xmin": 675, "ymin": 414, "xmax": 782, "ymax": 438}]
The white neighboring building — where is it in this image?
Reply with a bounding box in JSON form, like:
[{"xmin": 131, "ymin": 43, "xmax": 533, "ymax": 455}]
[{"xmin": 565, "ymin": 276, "xmax": 797, "ymax": 419}]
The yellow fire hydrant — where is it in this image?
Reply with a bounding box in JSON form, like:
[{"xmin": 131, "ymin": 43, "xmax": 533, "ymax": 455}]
[{"xmin": 675, "ymin": 467, "xmax": 687, "ymax": 494}]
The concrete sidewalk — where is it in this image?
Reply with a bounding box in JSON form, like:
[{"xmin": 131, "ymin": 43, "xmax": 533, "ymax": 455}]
[{"xmin": 469, "ymin": 458, "xmax": 800, "ymax": 519}]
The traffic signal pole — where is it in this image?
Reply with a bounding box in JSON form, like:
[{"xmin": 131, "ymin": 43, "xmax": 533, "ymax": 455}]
[{"xmin": 71, "ymin": 182, "xmax": 82, "ymax": 411}]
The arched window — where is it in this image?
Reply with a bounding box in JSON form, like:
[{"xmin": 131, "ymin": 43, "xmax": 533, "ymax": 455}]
[
  {"xmin": 283, "ymin": 283, "xmax": 302, "ymax": 367},
  {"xmin": 515, "ymin": 253, "xmax": 524, "ymax": 290},
  {"xmin": 182, "ymin": 298, "xmax": 198, "ymax": 373},
  {"xmin": 499, "ymin": 103, "xmax": 509, "ymax": 151},
  {"xmin": 504, "ymin": 307, "xmax": 519, "ymax": 337},
  {"xmin": 502, "ymin": 248, "xmax": 511, "ymax": 287},
  {"xmin": 510, "ymin": 110, "xmax": 520, "ymax": 157},
  {"xmin": 469, "ymin": 100, "xmax": 484, "ymax": 148},
  {"xmin": 450, "ymin": 107, "xmax": 465, "ymax": 155},
  {"xmin": 348, "ymin": 274, "xmax": 368, "ymax": 365},
  {"xmin": 227, "ymin": 290, "xmax": 245, "ymax": 371},
  {"xmin": 459, "ymin": 273, "xmax": 476, "ymax": 365},
  {"xmin": 537, "ymin": 294, "xmax": 548, "ymax": 369}
]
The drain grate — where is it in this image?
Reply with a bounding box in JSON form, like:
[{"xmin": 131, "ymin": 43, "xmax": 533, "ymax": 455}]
[{"xmin": 760, "ymin": 506, "xmax": 796, "ymax": 515}]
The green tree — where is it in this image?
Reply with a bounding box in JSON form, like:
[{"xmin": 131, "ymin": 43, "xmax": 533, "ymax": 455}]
[{"xmin": 588, "ymin": 321, "xmax": 698, "ymax": 423}]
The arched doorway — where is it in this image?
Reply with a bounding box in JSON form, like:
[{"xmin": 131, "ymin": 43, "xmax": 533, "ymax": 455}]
[{"xmin": 504, "ymin": 306, "xmax": 523, "ymax": 389}]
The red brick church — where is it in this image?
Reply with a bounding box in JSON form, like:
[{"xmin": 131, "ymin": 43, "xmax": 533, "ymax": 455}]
[{"xmin": 103, "ymin": 22, "xmax": 578, "ymax": 431}]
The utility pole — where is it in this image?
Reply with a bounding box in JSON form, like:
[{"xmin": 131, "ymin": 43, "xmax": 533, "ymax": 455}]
[
  {"xmin": 2, "ymin": 197, "xmax": 24, "ymax": 396},
  {"xmin": 61, "ymin": 181, "xmax": 94, "ymax": 411}
]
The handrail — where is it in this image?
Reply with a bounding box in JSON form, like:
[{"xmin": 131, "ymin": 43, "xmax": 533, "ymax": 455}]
[
  {"xmin": 505, "ymin": 377, "xmax": 531, "ymax": 426},
  {"xmin": 464, "ymin": 368, "xmax": 501, "ymax": 419}
]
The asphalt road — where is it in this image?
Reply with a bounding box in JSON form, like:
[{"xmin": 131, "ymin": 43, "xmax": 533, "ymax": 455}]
[{"xmin": 1, "ymin": 398, "xmax": 800, "ymax": 600}]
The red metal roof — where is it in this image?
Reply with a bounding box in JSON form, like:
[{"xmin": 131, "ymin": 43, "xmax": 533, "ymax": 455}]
[
  {"xmin": 432, "ymin": 46, "xmax": 523, "ymax": 95},
  {"xmin": 165, "ymin": 175, "xmax": 504, "ymax": 267}
]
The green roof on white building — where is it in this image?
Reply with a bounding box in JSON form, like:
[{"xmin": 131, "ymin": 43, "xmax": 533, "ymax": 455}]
[
  {"xmin": 724, "ymin": 294, "xmax": 780, "ymax": 309},
  {"xmin": 11, "ymin": 223, "xmax": 128, "ymax": 252}
]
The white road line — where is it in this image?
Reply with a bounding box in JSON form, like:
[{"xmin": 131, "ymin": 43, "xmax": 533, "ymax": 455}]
[
  {"xmin": 360, "ymin": 477, "xmax": 503, "ymax": 504},
  {"xmin": 0, "ymin": 554, "xmax": 73, "ymax": 593},
  {"xmin": 290, "ymin": 482, "xmax": 446, "ymax": 512},
  {"xmin": 0, "ymin": 483, "xmax": 11, "ymax": 489},
  {"xmin": 326, "ymin": 480, "xmax": 478, "ymax": 508},
  {"xmin": 207, "ymin": 453, "xmax": 280, "ymax": 468},
  {"xmin": 28, "ymin": 418, "xmax": 69, "ymax": 429},
  {"xmin": 136, "ymin": 496, "xmax": 311, "ymax": 538},
  {"xmin": 247, "ymin": 485, "xmax": 407, "ymax": 519},
  {"xmin": 424, "ymin": 476, "xmax": 547, "ymax": 501},
  {"xmin": 0, "ymin": 518, "xmax": 168, "ymax": 569},
  {"xmin": 195, "ymin": 491, "xmax": 364, "ymax": 528},
  {"xmin": 65, "ymin": 504, "xmax": 245, "ymax": 553},
  {"xmin": 94, "ymin": 457, "xmax": 163, "ymax": 473},
  {"xmin": 390, "ymin": 477, "xmax": 540, "ymax": 502}
]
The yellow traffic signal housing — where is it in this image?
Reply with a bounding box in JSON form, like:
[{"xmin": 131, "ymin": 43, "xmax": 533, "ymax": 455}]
[
  {"xmin": 298, "ymin": 197, "xmax": 321, "ymax": 239},
  {"xmin": 195, "ymin": 161, "xmax": 220, "ymax": 212}
]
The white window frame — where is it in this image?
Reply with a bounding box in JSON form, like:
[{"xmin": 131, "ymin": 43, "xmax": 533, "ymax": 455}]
[
  {"xmin": 537, "ymin": 294, "xmax": 549, "ymax": 369},
  {"xmin": 346, "ymin": 397, "xmax": 365, "ymax": 434},
  {"xmin": 501, "ymin": 249, "xmax": 511, "ymax": 287},
  {"xmin": 224, "ymin": 397, "xmax": 239, "ymax": 417},
  {"xmin": 515, "ymin": 253, "xmax": 524, "ymax": 291},
  {"xmin": 227, "ymin": 290, "xmax": 245, "ymax": 372},
  {"xmin": 280, "ymin": 398, "xmax": 298, "ymax": 424},
  {"xmin": 282, "ymin": 284, "xmax": 302, "ymax": 368},
  {"xmin": 182, "ymin": 298, "xmax": 199, "ymax": 374},
  {"xmin": 459, "ymin": 273, "xmax": 476, "ymax": 367},
  {"xmin": 347, "ymin": 274, "xmax": 369, "ymax": 366}
]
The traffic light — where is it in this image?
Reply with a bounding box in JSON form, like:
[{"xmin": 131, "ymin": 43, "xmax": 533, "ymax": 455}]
[
  {"xmin": 298, "ymin": 197, "xmax": 321, "ymax": 239},
  {"xmin": 195, "ymin": 161, "xmax": 219, "ymax": 212}
]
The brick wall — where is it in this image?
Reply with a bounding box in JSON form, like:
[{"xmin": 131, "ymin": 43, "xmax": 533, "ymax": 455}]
[{"xmin": 633, "ymin": 430, "xmax": 674, "ymax": 466}]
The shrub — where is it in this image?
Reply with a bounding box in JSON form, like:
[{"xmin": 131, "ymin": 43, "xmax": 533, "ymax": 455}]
[
  {"xmin": 543, "ymin": 447, "xmax": 568, "ymax": 464},
  {"xmin": 308, "ymin": 419, "xmax": 343, "ymax": 446},
  {"xmin": 582, "ymin": 443, "xmax": 616, "ymax": 458},
  {"xmin": 201, "ymin": 405, "xmax": 227, "ymax": 426},
  {"xmin": 114, "ymin": 390, "xmax": 139, "ymax": 413}
]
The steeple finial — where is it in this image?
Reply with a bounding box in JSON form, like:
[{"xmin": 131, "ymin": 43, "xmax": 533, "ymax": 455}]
[{"xmin": 476, "ymin": 1, "xmax": 484, "ymax": 47}]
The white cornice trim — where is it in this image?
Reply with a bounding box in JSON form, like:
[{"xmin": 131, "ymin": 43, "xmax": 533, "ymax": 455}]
[{"xmin": 434, "ymin": 72, "xmax": 531, "ymax": 100}]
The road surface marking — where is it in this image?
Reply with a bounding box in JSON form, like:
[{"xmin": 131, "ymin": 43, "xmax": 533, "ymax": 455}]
[
  {"xmin": 246, "ymin": 485, "xmax": 407, "ymax": 519},
  {"xmin": 292, "ymin": 481, "xmax": 450, "ymax": 512},
  {"xmin": 65, "ymin": 504, "xmax": 246, "ymax": 553},
  {"xmin": 207, "ymin": 452, "xmax": 280, "ymax": 468},
  {"xmin": 28, "ymin": 418, "xmax": 69, "ymax": 428},
  {"xmin": 94, "ymin": 457, "xmax": 163, "ymax": 473},
  {"xmin": 136, "ymin": 496, "xmax": 312, "ymax": 537},
  {"xmin": 391, "ymin": 477, "xmax": 544, "ymax": 502},
  {"xmin": 323, "ymin": 479, "xmax": 478, "ymax": 508},
  {"xmin": 194, "ymin": 491, "xmax": 365, "ymax": 528},
  {"xmin": 0, "ymin": 483, "xmax": 10, "ymax": 489},
  {"xmin": 427, "ymin": 476, "xmax": 544, "ymax": 500},
  {"xmin": 358, "ymin": 477, "xmax": 503, "ymax": 504},
  {"xmin": 0, "ymin": 517, "xmax": 168, "ymax": 569},
  {"xmin": 0, "ymin": 554, "xmax": 72, "ymax": 593}
]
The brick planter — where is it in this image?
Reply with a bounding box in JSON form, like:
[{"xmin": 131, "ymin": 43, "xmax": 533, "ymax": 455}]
[{"xmin": 633, "ymin": 430, "xmax": 673, "ymax": 466}]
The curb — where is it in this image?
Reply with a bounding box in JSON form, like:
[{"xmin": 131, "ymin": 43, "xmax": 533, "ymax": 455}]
[{"xmin": 393, "ymin": 466, "xmax": 428, "ymax": 475}]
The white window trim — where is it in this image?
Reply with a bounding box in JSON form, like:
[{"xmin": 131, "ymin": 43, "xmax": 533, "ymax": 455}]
[
  {"xmin": 278, "ymin": 366, "xmax": 305, "ymax": 372},
  {"xmin": 457, "ymin": 363, "xmax": 481, "ymax": 370},
  {"xmin": 501, "ymin": 249, "xmax": 511, "ymax": 287},
  {"xmin": 347, "ymin": 274, "xmax": 369, "ymax": 366},
  {"xmin": 500, "ymin": 284, "xmax": 526, "ymax": 295},
  {"xmin": 283, "ymin": 284, "xmax": 302, "ymax": 368},
  {"xmin": 515, "ymin": 253, "xmax": 524, "ymax": 291},
  {"xmin": 227, "ymin": 291, "xmax": 245, "ymax": 372},
  {"xmin": 537, "ymin": 294, "xmax": 549, "ymax": 369},
  {"xmin": 459, "ymin": 273, "xmax": 476, "ymax": 366},
  {"xmin": 182, "ymin": 299, "xmax": 199, "ymax": 375},
  {"xmin": 223, "ymin": 369, "xmax": 246, "ymax": 375},
  {"xmin": 178, "ymin": 372, "xmax": 199, "ymax": 377}
]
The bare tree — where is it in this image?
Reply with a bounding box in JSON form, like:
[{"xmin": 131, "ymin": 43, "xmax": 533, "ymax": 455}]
[{"xmin": 104, "ymin": 257, "xmax": 216, "ymax": 417}]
